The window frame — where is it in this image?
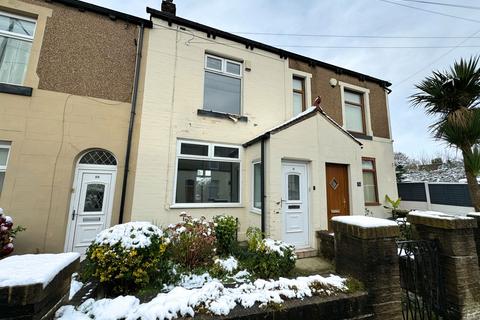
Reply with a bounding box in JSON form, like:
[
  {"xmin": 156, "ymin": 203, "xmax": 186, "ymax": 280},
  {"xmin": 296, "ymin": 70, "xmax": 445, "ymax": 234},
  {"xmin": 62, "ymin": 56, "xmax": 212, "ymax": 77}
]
[
  {"xmin": 0, "ymin": 142, "xmax": 11, "ymax": 195},
  {"xmin": 0, "ymin": 10, "xmax": 37, "ymax": 86},
  {"xmin": 172, "ymin": 139, "xmax": 242, "ymax": 208},
  {"xmin": 251, "ymin": 160, "xmax": 261, "ymax": 214},
  {"xmin": 344, "ymin": 89, "xmax": 366, "ymax": 134},
  {"xmin": 362, "ymin": 157, "xmax": 379, "ymax": 205},
  {"xmin": 292, "ymin": 76, "xmax": 306, "ymax": 115},
  {"xmin": 205, "ymin": 54, "xmax": 242, "ymax": 78},
  {"xmin": 203, "ymin": 54, "xmax": 243, "ymax": 116}
]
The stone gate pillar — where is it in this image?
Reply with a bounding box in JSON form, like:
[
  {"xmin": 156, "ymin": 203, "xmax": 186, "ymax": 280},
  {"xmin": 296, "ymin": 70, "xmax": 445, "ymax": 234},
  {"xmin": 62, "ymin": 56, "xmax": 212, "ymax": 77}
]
[
  {"xmin": 408, "ymin": 211, "xmax": 480, "ymax": 320},
  {"xmin": 332, "ymin": 216, "xmax": 402, "ymax": 320}
]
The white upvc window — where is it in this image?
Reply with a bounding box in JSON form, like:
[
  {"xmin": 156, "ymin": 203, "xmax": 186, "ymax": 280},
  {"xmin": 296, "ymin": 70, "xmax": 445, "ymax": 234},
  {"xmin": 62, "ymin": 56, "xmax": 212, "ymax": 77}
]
[
  {"xmin": 203, "ymin": 54, "xmax": 242, "ymax": 115},
  {"xmin": 173, "ymin": 140, "xmax": 242, "ymax": 208},
  {"xmin": 0, "ymin": 11, "xmax": 36, "ymax": 85},
  {"xmin": 251, "ymin": 161, "xmax": 261, "ymax": 213},
  {"xmin": 0, "ymin": 142, "xmax": 11, "ymax": 194}
]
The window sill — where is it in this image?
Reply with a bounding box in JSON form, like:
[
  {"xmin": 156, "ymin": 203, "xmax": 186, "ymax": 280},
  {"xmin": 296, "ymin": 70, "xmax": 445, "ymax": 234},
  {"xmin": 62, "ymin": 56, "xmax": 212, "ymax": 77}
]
[
  {"xmin": 0, "ymin": 83, "xmax": 33, "ymax": 96},
  {"xmin": 250, "ymin": 208, "xmax": 261, "ymax": 215},
  {"xmin": 348, "ymin": 131, "xmax": 373, "ymax": 140},
  {"xmin": 170, "ymin": 203, "xmax": 243, "ymax": 209},
  {"xmin": 365, "ymin": 202, "xmax": 381, "ymax": 206},
  {"xmin": 197, "ymin": 109, "xmax": 248, "ymax": 122}
]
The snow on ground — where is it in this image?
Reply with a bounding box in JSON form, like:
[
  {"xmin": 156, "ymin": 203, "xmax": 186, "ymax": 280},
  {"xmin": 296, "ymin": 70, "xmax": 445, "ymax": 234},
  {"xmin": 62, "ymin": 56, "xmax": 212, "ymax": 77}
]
[
  {"xmin": 214, "ymin": 256, "xmax": 238, "ymax": 273},
  {"xmin": 69, "ymin": 273, "xmax": 84, "ymax": 300},
  {"xmin": 94, "ymin": 222, "xmax": 165, "ymax": 249},
  {"xmin": 409, "ymin": 210, "xmax": 473, "ymax": 220},
  {"xmin": 331, "ymin": 215, "xmax": 398, "ymax": 228},
  {"xmin": 56, "ymin": 274, "xmax": 347, "ymax": 320},
  {"xmin": 0, "ymin": 252, "xmax": 80, "ymax": 288}
]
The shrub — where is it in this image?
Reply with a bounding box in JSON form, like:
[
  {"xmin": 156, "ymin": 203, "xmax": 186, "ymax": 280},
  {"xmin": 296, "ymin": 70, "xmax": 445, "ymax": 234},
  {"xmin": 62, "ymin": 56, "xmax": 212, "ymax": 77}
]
[
  {"xmin": 213, "ymin": 215, "xmax": 238, "ymax": 256},
  {"xmin": 84, "ymin": 222, "xmax": 171, "ymax": 295},
  {"xmin": 243, "ymin": 227, "xmax": 296, "ymax": 279},
  {"xmin": 0, "ymin": 208, "xmax": 26, "ymax": 258},
  {"xmin": 166, "ymin": 213, "xmax": 216, "ymax": 269}
]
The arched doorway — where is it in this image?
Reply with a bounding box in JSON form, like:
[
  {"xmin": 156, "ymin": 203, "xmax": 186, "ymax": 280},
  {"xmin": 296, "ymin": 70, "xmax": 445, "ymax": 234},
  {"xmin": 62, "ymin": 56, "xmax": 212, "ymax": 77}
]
[{"xmin": 65, "ymin": 149, "xmax": 118, "ymax": 255}]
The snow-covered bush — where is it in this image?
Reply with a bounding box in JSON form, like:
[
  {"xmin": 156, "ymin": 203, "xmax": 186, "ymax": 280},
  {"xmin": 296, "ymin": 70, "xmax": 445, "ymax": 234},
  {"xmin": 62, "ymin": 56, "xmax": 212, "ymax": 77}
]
[
  {"xmin": 213, "ymin": 215, "xmax": 238, "ymax": 256},
  {"xmin": 166, "ymin": 213, "xmax": 216, "ymax": 269},
  {"xmin": 83, "ymin": 222, "xmax": 171, "ymax": 294},
  {"xmin": 0, "ymin": 208, "xmax": 25, "ymax": 258},
  {"xmin": 243, "ymin": 227, "xmax": 296, "ymax": 279}
]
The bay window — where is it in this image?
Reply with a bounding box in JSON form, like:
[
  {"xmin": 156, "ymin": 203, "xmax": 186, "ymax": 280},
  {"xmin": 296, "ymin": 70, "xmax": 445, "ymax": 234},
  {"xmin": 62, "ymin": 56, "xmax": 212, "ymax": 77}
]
[
  {"xmin": 175, "ymin": 140, "xmax": 241, "ymax": 206},
  {"xmin": 203, "ymin": 54, "xmax": 242, "ymax": 115},
  {"xmin": 0, "ymin": 11, "xmax": 36, "ymax": 85}
]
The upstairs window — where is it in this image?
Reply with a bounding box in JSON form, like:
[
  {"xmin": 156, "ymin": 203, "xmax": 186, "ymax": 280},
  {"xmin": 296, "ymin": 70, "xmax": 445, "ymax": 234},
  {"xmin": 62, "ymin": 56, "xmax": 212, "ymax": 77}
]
[
  {"xmin": 0, "ymin": 11, "xmax": 36, "ymax": 85},
  {"xmin": 344, "ymin": 89, "xmax": 365, "ymax": 134},
  {"xmin": 292, "ymin": 76, "xmax": 305, "ymax": 116},
  {"xmin": 0, "ymin": 142, "xmax": 11, "ymax": 194},
  {"xmin": 204, "ymin": 54, "xmax": 242, "ymax": 115},
  {"xmin": 175, "ymin": 140, "xmax": 241, "ymax": 206},
  {"xmin": 362, "ymin": 158, "xmax": 379, "ymax": 204}
]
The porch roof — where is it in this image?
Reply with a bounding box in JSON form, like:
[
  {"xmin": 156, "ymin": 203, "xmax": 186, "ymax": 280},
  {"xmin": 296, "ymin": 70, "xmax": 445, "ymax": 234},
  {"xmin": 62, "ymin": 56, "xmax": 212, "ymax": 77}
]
[{"xmin": 243, "ymin": 106, "xmax": 363, "ymax": 148}]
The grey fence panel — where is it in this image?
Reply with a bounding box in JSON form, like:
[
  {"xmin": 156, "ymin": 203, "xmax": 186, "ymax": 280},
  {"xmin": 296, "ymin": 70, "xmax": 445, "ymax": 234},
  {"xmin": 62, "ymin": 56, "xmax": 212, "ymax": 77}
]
[
  {"xmin": 428, "ymin": 184, "xmax": 472, "ymax": 207},
  {"xmin": 397, "ymin": 183, "xmax": 427, "ymax": 202}
]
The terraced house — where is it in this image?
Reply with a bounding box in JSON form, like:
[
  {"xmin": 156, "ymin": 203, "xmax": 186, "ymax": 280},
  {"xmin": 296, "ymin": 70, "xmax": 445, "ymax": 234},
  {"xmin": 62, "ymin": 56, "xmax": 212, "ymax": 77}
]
[
  {"xmin": 0, "ymin": 0, "xmax": 150, "ymax": 254},
  {"xmin": 129, "ymin": 2, "xmax": 397, "ymax": 255},
  {"xmin": 0, "ymin": 0, "xmax": 397, "ymax": 256}
]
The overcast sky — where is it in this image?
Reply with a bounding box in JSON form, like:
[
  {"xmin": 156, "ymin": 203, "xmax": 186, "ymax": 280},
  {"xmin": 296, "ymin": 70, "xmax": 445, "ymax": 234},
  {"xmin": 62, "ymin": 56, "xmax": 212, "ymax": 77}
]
[{"xmin": 85, "ymin": 0, "xmax": 479, "ymax": 160}]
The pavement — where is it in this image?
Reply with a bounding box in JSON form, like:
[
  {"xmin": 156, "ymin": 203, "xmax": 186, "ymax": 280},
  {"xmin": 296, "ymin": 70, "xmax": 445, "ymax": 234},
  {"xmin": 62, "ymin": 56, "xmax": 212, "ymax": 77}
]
[{"xmin": 293, "ymin": 256, "xmax": 334, "ymax": 276}]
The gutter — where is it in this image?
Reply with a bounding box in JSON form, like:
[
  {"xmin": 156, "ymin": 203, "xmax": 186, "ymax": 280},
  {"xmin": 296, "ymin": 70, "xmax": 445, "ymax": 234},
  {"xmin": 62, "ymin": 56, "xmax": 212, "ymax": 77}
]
[
  {"xmin": 260, "ymin": 136, "xmax": 268, "ymax": 236},
  {"xmin": 118, "ymin": 23, "xmax": 145, "ymax": 224}
]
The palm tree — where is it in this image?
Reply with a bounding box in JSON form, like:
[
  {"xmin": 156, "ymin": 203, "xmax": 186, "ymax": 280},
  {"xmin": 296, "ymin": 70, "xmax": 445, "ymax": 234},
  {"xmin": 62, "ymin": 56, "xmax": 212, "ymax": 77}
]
[{"xmin": 410, "ymin": 56, "xmax": 480, "ymax": 211}]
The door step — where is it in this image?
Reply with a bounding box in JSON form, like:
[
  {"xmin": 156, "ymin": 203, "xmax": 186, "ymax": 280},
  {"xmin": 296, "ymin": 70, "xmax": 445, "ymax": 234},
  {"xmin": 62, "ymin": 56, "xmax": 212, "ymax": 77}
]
[{"xmin": 295, "ymin": 248, "xmax": 317, "ymax": 259}]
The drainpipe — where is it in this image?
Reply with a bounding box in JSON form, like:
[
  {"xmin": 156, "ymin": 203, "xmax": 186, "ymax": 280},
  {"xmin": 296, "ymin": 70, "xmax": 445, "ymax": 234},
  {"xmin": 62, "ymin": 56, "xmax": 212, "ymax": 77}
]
[
  {"xmin": 260, "ymin": 135, "xmax": 268, "ymax": 236},
  {"xmin": 119, "ymin": 23, "xmax": 145, "ymax": 224}
]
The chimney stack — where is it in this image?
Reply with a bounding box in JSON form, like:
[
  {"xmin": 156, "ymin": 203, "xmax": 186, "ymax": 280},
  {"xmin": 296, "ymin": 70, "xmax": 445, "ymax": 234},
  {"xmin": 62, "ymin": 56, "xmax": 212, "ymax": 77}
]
[{"xmin": 161, "ymin": 0, "xmax": 176, "ymax": 15}]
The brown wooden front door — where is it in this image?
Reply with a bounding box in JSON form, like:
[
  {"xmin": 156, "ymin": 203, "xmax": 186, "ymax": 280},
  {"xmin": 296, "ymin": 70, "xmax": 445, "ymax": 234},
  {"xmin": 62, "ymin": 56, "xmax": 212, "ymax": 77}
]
[{"xmin": 326, "ymin": 163, "xmax": 350, "ymax": 230}]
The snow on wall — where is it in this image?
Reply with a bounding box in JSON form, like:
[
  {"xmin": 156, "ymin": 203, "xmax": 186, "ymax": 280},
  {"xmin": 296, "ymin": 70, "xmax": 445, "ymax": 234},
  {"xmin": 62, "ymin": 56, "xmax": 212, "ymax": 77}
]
[{"xmin": 0, "ymin": 252, "xmax": 79, "ymax": 288}]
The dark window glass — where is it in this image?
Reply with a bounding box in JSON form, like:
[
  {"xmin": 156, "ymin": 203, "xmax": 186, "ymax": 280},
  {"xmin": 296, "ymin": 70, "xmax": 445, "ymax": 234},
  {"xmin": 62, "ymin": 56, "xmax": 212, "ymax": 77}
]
[
  {"xmin": 253, "ymin": 162, "xmax": 261, "ymax": 209},
  {"xmin": 83, "ymin": 184, "xmax": 105, "ymax": 212},
  {"xmin": 214, "ymin": 146, "xmax": 239, "ymax": 158},
  {"xmin": 180, "ymin": 143, "xmax": 208, "ymax": 156},
  {"xmin": 204, "ymin": 71, "xmax": 241, "ymax": 115},
  {"xmin": 175, "ymin": 159, "xmax": 240, "ymax": 203}
]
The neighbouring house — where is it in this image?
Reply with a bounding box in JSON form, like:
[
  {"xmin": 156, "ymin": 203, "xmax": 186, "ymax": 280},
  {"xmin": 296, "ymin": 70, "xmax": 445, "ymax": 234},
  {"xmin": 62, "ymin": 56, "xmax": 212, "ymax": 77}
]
[
  {"xmin": 0, "ymin": 0, "xmax": 150, "ymax": 254},
  {"xmin": 128, "ymin": 2, "xmax": 397, "ymax": 253}
]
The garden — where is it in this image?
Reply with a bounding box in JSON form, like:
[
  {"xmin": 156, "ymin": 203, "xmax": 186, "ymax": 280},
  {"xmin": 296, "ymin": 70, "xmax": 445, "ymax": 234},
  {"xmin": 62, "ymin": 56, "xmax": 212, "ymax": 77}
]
[{"xmin": 56, "ymin": 213, "xmax": 354, "ymax": 320}]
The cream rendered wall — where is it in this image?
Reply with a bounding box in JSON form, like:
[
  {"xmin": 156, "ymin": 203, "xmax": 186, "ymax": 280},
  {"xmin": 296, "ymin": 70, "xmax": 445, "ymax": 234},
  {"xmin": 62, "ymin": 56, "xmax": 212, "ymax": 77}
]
[
  {"xmin": 0, "ymin": 90, "xmax": 130, "ymax": 253},
  {"xmin": 131, "ymin": 19, "xmax": 291, "ymax": 237},
  {"xmin": 266, "ymin": 114, "xmax": 363, "ymax": 248},
  {"xmin": 360, "ymin": 137, "xmax": 398, "ymax": 217}
]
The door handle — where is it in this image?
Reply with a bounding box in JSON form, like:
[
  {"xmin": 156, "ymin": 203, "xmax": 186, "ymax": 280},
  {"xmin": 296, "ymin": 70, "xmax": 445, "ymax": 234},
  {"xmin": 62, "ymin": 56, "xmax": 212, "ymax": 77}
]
[{"xmin": 72, "ymin": 209, "xmax": 76, "ymax": 221}]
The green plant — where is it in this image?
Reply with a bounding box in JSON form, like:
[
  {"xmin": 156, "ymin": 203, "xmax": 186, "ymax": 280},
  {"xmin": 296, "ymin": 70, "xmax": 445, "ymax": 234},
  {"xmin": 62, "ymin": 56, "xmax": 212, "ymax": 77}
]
[
  {"xmin": 83, "ymin": 222, "xmax": 171, "ymax": 295},
  {"xmin": 243, "ymin": 227, "xmax": 296, "ymax": 279},
  {"xmin": 410, "ymin": 56, "xmax": 480, "ymax": 211},
  {"xmin": 167, "ymin": 213, "xmax": 216, "ymax": 269},
  {"xmin": 213, "ymin": 215, "xmax": 238, "ymax": 256},
  {"xmin": 0, "ymin": 208, "xmax": 26, "ymax": 257}
]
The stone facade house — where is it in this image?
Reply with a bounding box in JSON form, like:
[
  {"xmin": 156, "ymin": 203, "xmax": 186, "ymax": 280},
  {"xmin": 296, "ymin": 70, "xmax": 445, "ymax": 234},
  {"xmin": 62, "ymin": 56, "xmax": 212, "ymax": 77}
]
[{"xmin": 128, "ymin": 4, "xmax": 397, "ymax": 254}]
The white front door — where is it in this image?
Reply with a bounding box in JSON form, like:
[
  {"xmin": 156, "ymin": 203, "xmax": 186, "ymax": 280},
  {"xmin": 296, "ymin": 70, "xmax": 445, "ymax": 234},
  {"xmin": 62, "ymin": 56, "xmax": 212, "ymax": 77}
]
[
  {"xmin": 282, "ymin": 162, "xmax": 309, "ymax": 248},
  {"xmin": 66, "ymin": 170, "xmax": 115, "ymax": 255}
]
